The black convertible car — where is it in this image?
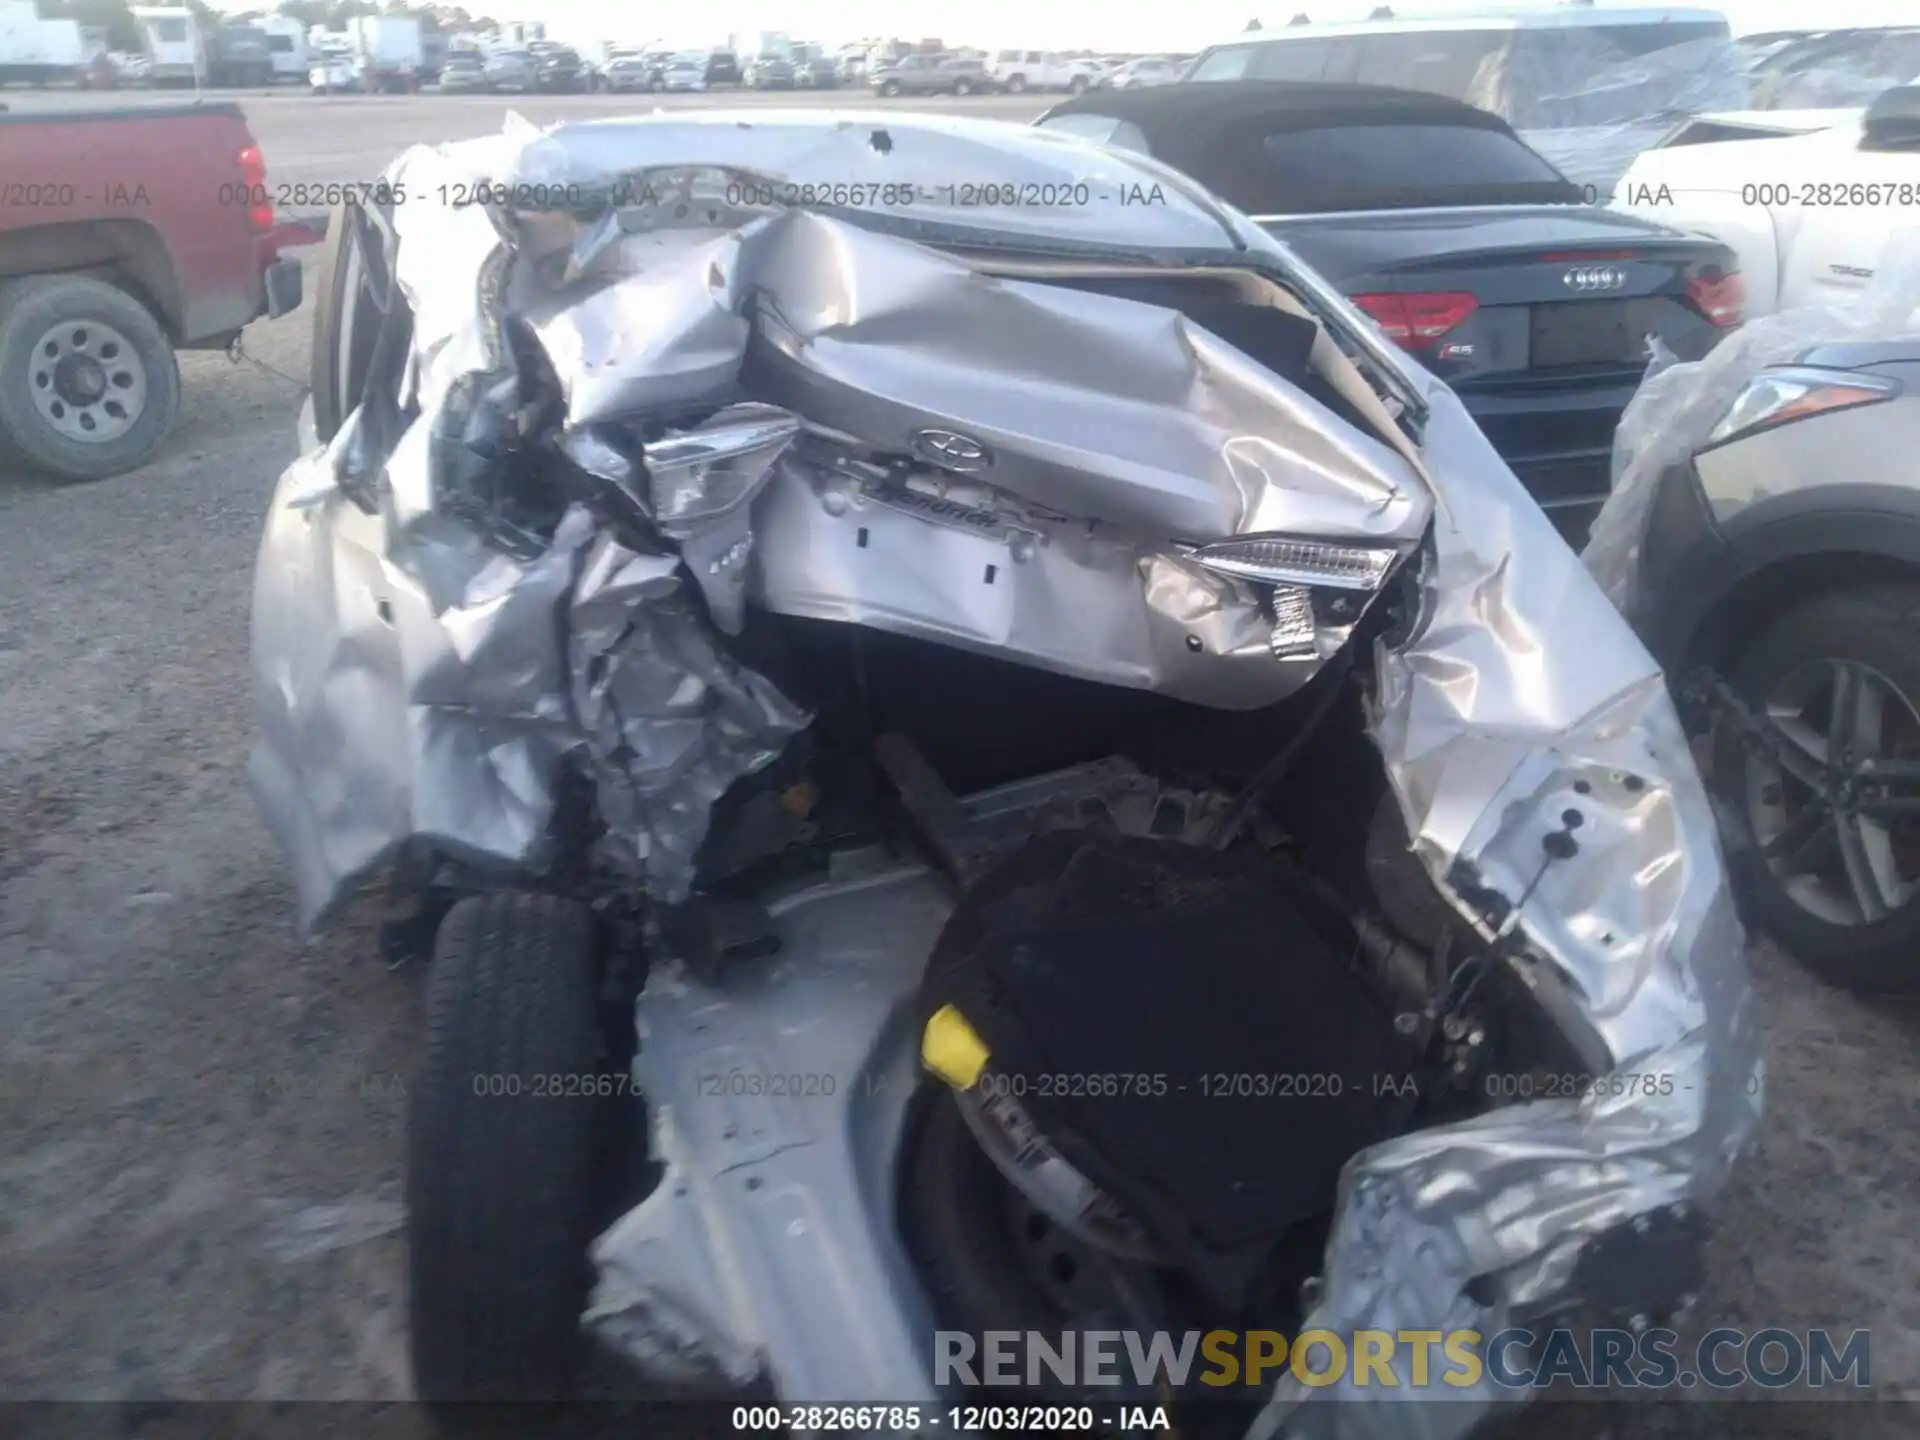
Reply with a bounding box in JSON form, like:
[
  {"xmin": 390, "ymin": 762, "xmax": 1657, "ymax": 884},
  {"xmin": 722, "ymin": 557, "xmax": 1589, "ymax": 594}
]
[{"xmin": 1038, "ymin": 82, "xmax": 1747, "ymax": 540}]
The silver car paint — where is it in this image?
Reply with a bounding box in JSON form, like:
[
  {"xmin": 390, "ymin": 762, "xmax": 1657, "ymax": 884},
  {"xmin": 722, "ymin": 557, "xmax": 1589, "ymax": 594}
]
[{"xmin": 246, "ymin": 112, "xmax": 1758, "ymax": 1439}]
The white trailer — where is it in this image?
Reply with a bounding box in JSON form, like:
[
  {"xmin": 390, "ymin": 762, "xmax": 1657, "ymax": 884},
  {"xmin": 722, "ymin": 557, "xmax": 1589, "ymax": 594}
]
[
  {"xmin": 258, "ymin": 14, "xmax": 307, "ymax": 81},
  {"xmin": 130, "ymin": 6, "xmax": 202, "ymax": 84},
  {"xmin": 349, "ymin": 13, "xmax": 422, "ymax": 92},
  {"xmin": 0, "ymin": 0, "xmax": 84, "ymax": 84}
]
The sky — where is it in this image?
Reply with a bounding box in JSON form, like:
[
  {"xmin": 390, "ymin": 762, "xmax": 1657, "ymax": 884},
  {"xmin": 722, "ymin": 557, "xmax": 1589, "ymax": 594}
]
[{"xmin": 212, "ymin": 0, "xmax": 1918, "ymax": 57}]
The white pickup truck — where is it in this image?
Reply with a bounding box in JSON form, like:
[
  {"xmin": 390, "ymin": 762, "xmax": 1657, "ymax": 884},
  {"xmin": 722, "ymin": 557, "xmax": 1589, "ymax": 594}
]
[
  {"xmin": 1611, "ymin": 84, "xmax": 1920, "ymax": 318},
  {"xmin": 985, "ymin": 49, "xmax": 1097, "ymax": 94}
]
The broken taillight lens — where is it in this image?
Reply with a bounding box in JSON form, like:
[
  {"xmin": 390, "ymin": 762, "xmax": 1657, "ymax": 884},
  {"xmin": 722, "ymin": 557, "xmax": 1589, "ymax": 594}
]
[
  {"xmin": 1192, "ymin": 535, "xmax": 1404, "ymax": 592},
  {"xmin": 1350, "ymin": 291, "xmax": 1479, "ymax": 350},
  {"xmin": 238, "ymin": 144, "xmax": 274, "ymax": 232},
  {"xmin": 1686, "ymin": 270, "xmax": 1746, "ymax": 328}
]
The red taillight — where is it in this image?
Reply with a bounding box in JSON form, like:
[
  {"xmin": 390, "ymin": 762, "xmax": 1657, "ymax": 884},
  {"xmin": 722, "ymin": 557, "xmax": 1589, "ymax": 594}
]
[
  {"xmin": 238, "ymin": 144, "xmax": 273, "ymax": 232},
  {"xmin": 1687, "ymin": 270, "xmax": 1746, "ymax": 329},
  {"xmin": 1351, "ymin": 291, "xmax": 1479, "ymax": 350}
]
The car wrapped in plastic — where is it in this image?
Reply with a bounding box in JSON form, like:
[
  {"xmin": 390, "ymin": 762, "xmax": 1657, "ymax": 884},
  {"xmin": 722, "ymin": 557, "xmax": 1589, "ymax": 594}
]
[
  {"xmin": 250, "ymin": 111, "xmax": 1762, "ymax": 1438},
  {"xmin": 1586, "ymin": 230, "xmax": 1920, "ymax": 996}
]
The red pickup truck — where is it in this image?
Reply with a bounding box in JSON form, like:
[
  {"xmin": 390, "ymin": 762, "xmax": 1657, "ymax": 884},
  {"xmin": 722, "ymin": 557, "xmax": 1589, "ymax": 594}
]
[{"xmin": 0, "ymin": 102, "xmax": 315, "ymax": 481}]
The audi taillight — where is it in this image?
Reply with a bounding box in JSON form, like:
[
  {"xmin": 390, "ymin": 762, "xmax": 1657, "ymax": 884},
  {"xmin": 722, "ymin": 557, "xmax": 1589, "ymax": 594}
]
[
  {"xmin": 238, "ymin": 144, "xmax": 273, "ymax": 232},
  {"xmin": 1687, "ymin": 269, "xmax": 1746, "ymax": 328},
  {"xmin": 1351, "ymin": 291, "xmax": 1479, "ymax": 350}
]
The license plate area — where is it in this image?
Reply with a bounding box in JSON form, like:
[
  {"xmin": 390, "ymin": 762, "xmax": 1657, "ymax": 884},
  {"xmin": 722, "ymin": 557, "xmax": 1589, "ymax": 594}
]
[{"xmin": 1529, "ymin": 298, "xmax": 1668, "ymax": 369}]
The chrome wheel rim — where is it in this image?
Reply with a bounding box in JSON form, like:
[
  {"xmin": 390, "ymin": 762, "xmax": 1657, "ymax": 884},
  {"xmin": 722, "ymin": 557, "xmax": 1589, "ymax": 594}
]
[
  {"xmin": 1745, "ymin": 657, "xmax": 1920, "ymax": 925},
  {"xmin": 28, "ymin": 319, "xmax": 147, "ymax": 443}
]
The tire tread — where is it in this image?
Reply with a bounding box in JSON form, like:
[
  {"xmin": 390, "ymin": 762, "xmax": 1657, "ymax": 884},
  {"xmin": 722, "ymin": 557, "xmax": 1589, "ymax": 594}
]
[{"xmin": 407, "ymin": 892, "xmax": 603, "ymax": 1401}]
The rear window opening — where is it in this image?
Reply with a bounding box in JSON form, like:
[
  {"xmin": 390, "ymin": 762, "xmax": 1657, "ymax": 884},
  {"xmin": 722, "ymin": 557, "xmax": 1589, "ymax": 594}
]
[{"xmin": 1250, "ymin": 123, "xmax": 1583, "ymax": 212}]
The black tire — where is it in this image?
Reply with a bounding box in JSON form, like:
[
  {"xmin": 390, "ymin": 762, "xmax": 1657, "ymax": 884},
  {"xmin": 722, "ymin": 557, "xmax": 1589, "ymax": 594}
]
[
  {"xmin": 407, "ymin": 893, "xmax": 607, "ymax": 1402},
  {"xmin": 1715, "ymin": 582, "xmax": 1920, "ymax": 993},
  {"xmin": 953, "ymin": 78, "xmax": 973, "ymax": 96},
  {"xmin": 1067, "ymin": 75, "xmax": 1089, "ymax": 94},
  {"xmin": 0, "ymin": 274, "xmax": 180, "ymax": 482},
  {"xmin": 901, "ymin": 1089, "xmax": 1084, "ymax": 1344},
  {"xmin": 879, "ymin": 78, "xmax": 900, "ymax": 96},
  {"xmin": 1006, "ymin": 74, "xmax": 1027, "ymax": 93}
]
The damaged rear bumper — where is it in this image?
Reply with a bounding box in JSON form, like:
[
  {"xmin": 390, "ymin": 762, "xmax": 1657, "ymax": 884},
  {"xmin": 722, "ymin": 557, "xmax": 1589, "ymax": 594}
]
[{"xmin": 247, "ymin": 113, "xmax": 1760, "ymax": 1440}]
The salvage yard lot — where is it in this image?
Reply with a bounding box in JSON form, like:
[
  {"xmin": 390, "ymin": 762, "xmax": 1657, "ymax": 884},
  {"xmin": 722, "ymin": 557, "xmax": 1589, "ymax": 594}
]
[{"xmin": 1, "ymin": 89, "xmax": 1917, "ymax": 1428}]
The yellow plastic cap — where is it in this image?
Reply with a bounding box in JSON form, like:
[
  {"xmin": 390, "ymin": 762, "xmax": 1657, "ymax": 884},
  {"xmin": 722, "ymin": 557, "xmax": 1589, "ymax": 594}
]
[{"xmin": 921, "ymin": 1003, "xmax": 991, "ymax": 1090}]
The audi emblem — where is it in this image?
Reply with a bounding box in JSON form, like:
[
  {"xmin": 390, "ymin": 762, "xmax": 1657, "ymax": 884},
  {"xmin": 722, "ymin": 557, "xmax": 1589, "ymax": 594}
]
[
  {"xmin": 1563, "ymin": 265, "xmax": 1628, "ymax": 293},
  {"xmin": 911, "ymin": 428, "xmax": 992, "ymax": 472}
]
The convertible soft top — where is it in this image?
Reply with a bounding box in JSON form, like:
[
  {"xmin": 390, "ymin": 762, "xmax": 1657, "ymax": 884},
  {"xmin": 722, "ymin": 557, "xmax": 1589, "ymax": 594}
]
[
  {"xmin": 1040, "ymin": 80, "xmax": 1586, "ymax": 213},
  {"xmin": 1043, "ymin": 79, "xmax": 1519, "ymax": 136}
]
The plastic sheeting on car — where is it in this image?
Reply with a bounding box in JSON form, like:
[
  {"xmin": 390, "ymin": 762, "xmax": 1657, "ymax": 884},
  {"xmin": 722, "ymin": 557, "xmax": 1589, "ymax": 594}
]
[
  {"xmin": 1477, "ymin": 33, "xmax": 1755, "ymax": 193},
  {"xmin": 1743, "ymin": 28, "xmax": 1920, "ymax": 112},
  {"xmin": 1584, "ymin": 228, "xmax": 1920, "ymax": 622}
]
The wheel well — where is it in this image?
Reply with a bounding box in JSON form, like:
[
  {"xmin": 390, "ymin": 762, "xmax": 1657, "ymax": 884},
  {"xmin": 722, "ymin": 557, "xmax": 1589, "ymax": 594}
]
[
  {"xmin": 0, "ymin": 220, "xmax": 183, "ymax": 339},
  {"xmin": 1686, "ymin": 550, "xmax": 1920, "ymax": 672}
]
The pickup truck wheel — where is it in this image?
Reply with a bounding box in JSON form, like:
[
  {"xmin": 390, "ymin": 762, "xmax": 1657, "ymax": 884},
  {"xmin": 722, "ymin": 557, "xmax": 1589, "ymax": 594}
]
[
  {"xmin": 879, "ymin": 78, "xmax": 901, "ymax": 96},
  {"xmin": 407, "ymin": 892, "xmax": 608, "ymax": 1402},
  {"xmin": 0, "ymin": 275, "xmax": 180, "ymax": 482},
  {"xmin": 1005, "ymin": 73, "xmax": 1027, "ymax": 93},
  {"xmin": 1715, "ymin": 582, "xmax": 1920, "ymax": 994},
  {"xmin": 1067, "ymin": 74, "xmax": 1089, "ymax": 94}
]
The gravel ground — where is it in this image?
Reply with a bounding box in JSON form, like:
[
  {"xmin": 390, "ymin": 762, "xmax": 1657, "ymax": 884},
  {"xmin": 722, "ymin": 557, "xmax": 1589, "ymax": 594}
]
[{"xmin": 1, "ymin": 89, "xmax": 1917, "ymax": 1429}]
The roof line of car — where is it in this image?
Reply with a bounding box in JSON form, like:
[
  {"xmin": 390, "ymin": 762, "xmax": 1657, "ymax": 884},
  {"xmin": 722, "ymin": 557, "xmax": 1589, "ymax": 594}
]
[{"xmin": 1202, "ymin": 5, "xmax": 1728, "ymax": 42}]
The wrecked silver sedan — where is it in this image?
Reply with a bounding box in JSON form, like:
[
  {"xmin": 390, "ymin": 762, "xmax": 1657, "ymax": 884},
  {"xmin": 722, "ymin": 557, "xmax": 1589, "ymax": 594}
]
[{"xmin": 249, "ymin": 112, "xmax": 1761, "ymax": 1436}]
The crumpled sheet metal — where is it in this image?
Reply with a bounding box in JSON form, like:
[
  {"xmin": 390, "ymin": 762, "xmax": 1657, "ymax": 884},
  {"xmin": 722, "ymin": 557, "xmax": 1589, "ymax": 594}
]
[
  {"xmin": 249, "ymin": 417, "xmax": 592, "ymax": 934},
  {"xmin": 468, "ymin": 108, "xmax": 1252, "ymax": 251},
  {"xmin": 252, "ymin": 114, "xmax": 1759, "ymax": 1440},
  {"xmin": 1584, "ymin": 230, "xmax": 1920, "ymax": 622},
  {"xmin": 258, "ymin": 114, "xmax": 1431, "ymax": 927},
  {"xmin": 568, "ymin": 530, "xmax": 809, "ymax": 891},
  {"xmin": 253, "ymin": 398, "xmax": 806, "ymax": 930},
  {"xmin": 390, "ymin": 114, "xmax": 1756, "ymax": 1440},
  {"xmin": 748, "ymin": 456, "xmax": 1309, "ymax": 712},
  {"xmin": 524, "ymin": 225, "xmax": 760, "ymax": 427},
  {"xmin": 1249, "ymin": 375, "xmax": 1762, "ymax": 1439},
  {"xmin": 741, "ymin": 210, "xmax": 1429, "ymax": 545}
]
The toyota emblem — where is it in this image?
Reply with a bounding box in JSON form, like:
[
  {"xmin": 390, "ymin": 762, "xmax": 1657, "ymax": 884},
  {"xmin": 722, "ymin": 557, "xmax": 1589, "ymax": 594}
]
[
  {"xmin": 911, "ymin": 428, "xmax": 992, "ymax": 472},
  {"xmin": 1563, "ymin": 265, "xmax": 1628, "ymax": 293}
]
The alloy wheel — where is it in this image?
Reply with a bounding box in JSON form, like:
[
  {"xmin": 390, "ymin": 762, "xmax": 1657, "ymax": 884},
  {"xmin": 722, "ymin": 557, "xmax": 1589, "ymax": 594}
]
[{"xmin": 1744, "ymin": 658, "xmax": 1920, "ymax": 925}]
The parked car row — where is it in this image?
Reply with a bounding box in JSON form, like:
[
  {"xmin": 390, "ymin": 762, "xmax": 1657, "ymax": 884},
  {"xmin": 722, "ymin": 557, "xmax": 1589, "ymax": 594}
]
[{"xmin": 432, "ymin": 45, "xmax": 762, "ymax": 95}]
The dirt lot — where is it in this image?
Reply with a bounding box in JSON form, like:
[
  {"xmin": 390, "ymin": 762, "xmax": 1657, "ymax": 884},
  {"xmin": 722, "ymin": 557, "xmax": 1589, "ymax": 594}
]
[{"xmin": 1, "ymin": 88, "xmax": 1917, "ymax": 1427}]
